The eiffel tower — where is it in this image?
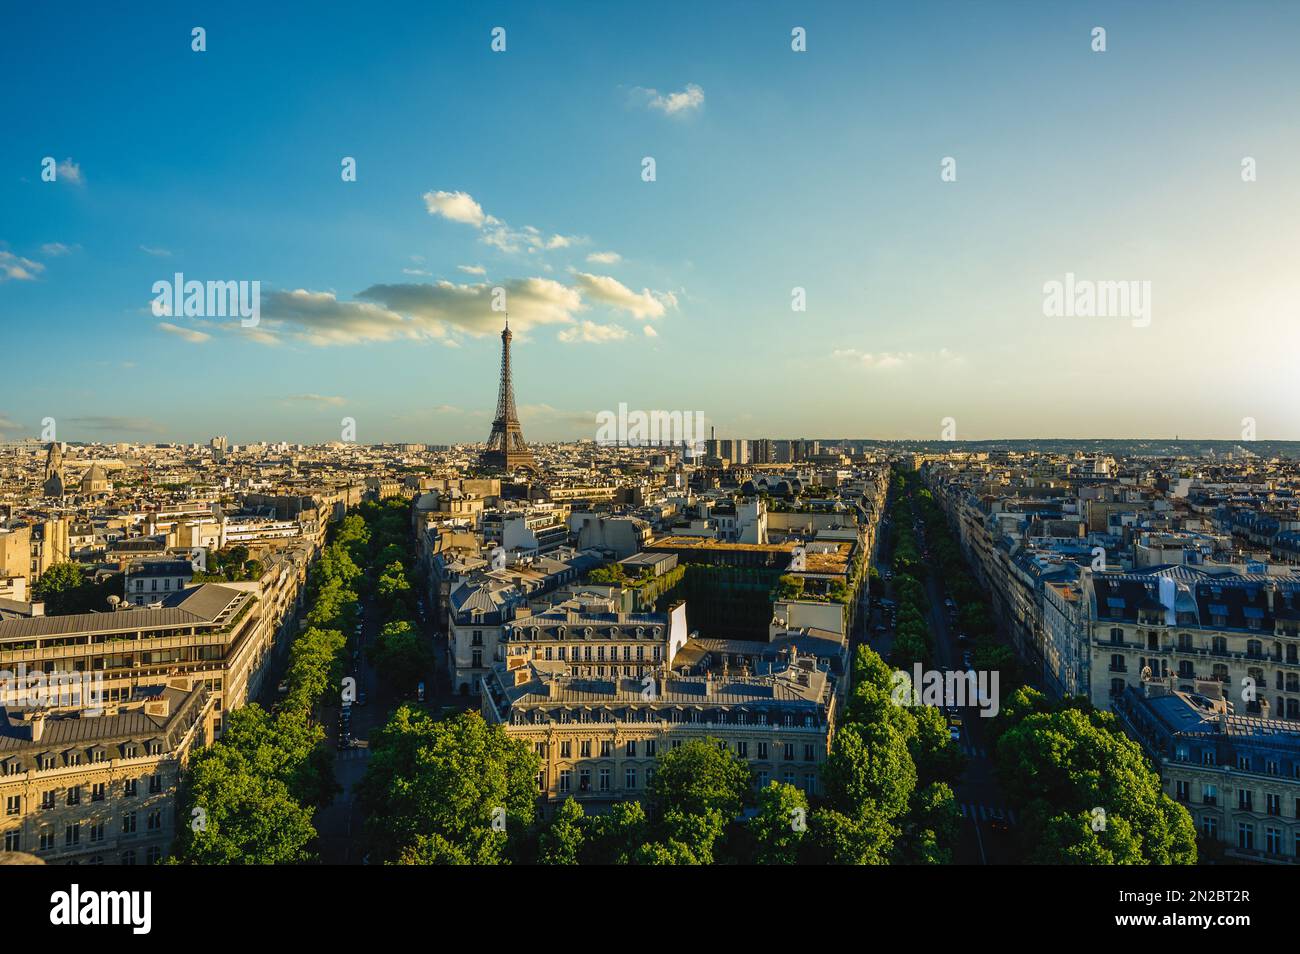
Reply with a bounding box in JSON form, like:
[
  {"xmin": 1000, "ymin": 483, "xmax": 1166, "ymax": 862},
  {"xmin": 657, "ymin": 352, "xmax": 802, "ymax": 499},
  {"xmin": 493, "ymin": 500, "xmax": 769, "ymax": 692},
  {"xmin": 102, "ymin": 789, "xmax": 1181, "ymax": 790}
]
[{"xmin": 479, "ymin": 317, "xmax": 537, "ymax": 472}]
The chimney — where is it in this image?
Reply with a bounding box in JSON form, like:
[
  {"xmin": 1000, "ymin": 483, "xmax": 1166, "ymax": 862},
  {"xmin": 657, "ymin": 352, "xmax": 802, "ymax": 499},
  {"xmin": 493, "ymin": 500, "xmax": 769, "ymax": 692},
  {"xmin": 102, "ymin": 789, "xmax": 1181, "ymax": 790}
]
[{"xmin": 29, "ymin": 711, "xmax": 46, "ymax": 742}]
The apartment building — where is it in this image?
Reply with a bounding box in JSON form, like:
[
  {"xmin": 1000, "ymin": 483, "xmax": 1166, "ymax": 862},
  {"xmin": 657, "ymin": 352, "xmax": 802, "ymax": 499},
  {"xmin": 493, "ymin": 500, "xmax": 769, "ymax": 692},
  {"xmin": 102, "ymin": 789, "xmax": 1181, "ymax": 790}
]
[
  {"xmin": 1085, "ymin": 567, "xmax": 1300, "ymax": 722},
  {"xmin": 482, "ymin": 645, "xmax": 834, "ymax": 811},
  {"xmin": 0, "ymin": 582, "xmax": 282, "ymax": 732},
  {"xmin": 1115, "ymin": 677, "xmax": 1300, "ymax": 864},
  {"xmin": 124, "ymin": 559, "xmax": 195, "ymax": 606},
  {"xmin": 0, "ymin": 682, "xmax": 215, "ymax": 865}
]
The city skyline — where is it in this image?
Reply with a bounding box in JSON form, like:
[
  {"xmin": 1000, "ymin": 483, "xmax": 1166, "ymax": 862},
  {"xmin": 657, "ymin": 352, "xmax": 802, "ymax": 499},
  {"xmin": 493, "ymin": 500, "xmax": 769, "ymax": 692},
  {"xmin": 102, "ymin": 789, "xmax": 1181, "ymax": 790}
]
[{"xmin": 6, "ymin": 1, "xmax": 1300, "ymax": 445}]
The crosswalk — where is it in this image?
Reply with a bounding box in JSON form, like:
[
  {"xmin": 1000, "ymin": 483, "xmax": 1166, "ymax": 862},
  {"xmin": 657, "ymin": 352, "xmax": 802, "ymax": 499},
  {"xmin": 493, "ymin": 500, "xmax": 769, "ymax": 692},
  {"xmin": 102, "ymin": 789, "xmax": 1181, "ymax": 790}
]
[
  {"xmin": 336, "ymin": 747, "xmax": 371, "ymax": 761},
  {"xmin": 957, "ymin": 742, "xmax": 989, "ymax": 759},
  {"xmin": 958, "ymin": 803, "xmax": 1018, "ymax": 826}
]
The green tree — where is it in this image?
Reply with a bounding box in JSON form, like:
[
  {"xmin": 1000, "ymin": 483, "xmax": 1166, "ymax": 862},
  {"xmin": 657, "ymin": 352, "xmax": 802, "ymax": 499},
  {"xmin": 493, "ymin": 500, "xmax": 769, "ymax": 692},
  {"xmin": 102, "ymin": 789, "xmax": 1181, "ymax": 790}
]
[
  {"xmin": 537, "ymin": 798, "xmax": 586, "ymax": 865},
  {"xmin": 368, "ymin": 619, "xmax": 433, "ymax": 690},
  {"xmin": 172, "ymin": 744, "xmax": 317, "ymax": 865},
  {"xmin": 579, "ymin": 801, "xmax": 647, "ymax": 865},
  {"xmin": 32, "ymin": 562, "xmax": 88, "ymax": 615},
  {"xmin": 822, "ymin": 721, "xmax": 916, "ymax": 822},
  {"xmin": 799, "ymin": 807, "xmax": 895, "ymax": 865},
  {"xmin": 358, "ymin": 708, "xmax": 540, "ymax": 864},
  {"xmin": 648, "ymin": 738, "xmax": 752, "ymax": 820},
  {"xmin": 748, "ymin": 781, "xmax": 809, "ymax": 865}
]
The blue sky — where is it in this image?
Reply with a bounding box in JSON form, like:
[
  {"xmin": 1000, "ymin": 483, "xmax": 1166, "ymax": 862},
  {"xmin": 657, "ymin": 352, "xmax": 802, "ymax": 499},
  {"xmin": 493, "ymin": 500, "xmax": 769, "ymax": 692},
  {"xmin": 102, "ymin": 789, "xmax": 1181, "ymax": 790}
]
[{"xmin": 4, "ymin": 1, "xmax": 1300, "ymax": 444}]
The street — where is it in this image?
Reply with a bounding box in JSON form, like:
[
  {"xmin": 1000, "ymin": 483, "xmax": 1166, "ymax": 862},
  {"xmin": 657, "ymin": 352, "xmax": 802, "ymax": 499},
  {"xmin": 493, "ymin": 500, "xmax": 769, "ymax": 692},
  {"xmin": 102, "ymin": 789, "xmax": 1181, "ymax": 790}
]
[{"xmin": 862, "ymin": 490, "xmax": 1019, "ymax": 864}]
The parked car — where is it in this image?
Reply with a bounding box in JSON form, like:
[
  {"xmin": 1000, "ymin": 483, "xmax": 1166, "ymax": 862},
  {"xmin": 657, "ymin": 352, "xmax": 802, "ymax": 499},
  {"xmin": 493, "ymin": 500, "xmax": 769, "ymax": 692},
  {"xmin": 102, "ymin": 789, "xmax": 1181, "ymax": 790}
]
[
  {"xmin": 357, "ymin": 690, "xmax": 368, "ymax": 707},
  {"xmin": 416, "ymin": 681, "xmax": 426, "ymax": 703},
  {"xmin": 962, "ymin": 651, "xmax": 974, "ymax": 671},
  {"xmin": 988, "ymin": 808, "xmax": 1010, "ymax": 832},
  {"xmin": 276, "ymin": 679, "xmax": 288, "ymax": 695}
]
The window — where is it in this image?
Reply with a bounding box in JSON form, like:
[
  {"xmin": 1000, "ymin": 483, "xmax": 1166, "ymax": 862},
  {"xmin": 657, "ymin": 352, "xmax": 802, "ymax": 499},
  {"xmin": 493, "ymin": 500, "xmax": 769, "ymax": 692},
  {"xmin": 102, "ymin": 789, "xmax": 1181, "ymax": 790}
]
[
  {"xmin": 89, "ymin": 821, "xmax": 104, "ymax": 843},
  {"xmin": 3, "ymin": 831, "xmax": 18, "ymax": 852},
  {"xmin": 579, "ymin": 741, "xmax": 591, "ymax": 758},
  {"xmin": 1201, "ymin": 816, "xmax": 1218, "ymax": 838},
  {"xmin": 1238, "ymin": 789, "xmax": 1253, "ymax": 811},
  {"xmin": 147, "ymin": 809, "xmax": 163, "ymax": 831},
  {"xmin": 1266, "ymin": 827, "xmax": 1282, "ymax": 855},
  {"xmin": 91, "ymin": 783, "xmax": 105, "ymax": 802},
  {"xmin": 39, "ymin": 829, "xmax": 55, "ymax": 851},
  {"xmin": 783, "ymin": 743, "xmax": 795, "ymax": 761},
  {"xmin": 122, "ymin": 812, "xmax": 137, "ymax": 834},
  {"xmin": 559, "ymin": 770, "xmax": 571, "ymax": 793},
  {"xmin": 803, "ymin": 744, "xmax": 815, "ymax": 762},
  {"xmin": 598, "ymin": 768, "xmax": 610, "ymax": 792},
  {"xmin": 625, "ymin": 768, "xmax": 637, "ymax": 789},
  {"xmin": 41, "ymin": 790, "xmax": 55, "ymax": 810},
  {"xmin": 757, "ymin": 771, "xmax": 769, "ymax": 788},
  {"xmin": 1203, "ymin": 784, "xmax": 1218, "ymax": 806},
  {"xmin": 123, "ymin": 778, "xmax": 138, "ymax": 798},
  {"xmin": 559, "ymin": 741, "xmax": 571, "ymax": 759},
  {"xmin": 1267, "ymin": 793, "xmax": 1281, "ymax": 816},
  {"xmin": 1238, "ymin": 823, "xmax": 1254, "ymax": 850},
  {"xmin": 65, "ymin": 823, "xmax": 80, "ymax": 847},
  {"xmin": 600, "ymin": 741, "xmax": 612, "ymax": 757},
  {"xmin": 737, "ymin": 741, "xmax": 748, "ymax": 758},
  {"xmin": 625, "ymin": 740, "xmax": 637, "ymax": 758},
  {"xmin": 1175, "ymin": 780, "xmax": 1189, "ymax": 802},
  {"xmin": 149, "ymin": 775, "xmax": 162, "ymax": 794},
  {"xmin": 645, "ymin": 740, "xmax": 657, "ymax": 757},
  {"xmin": 757, "ymin": 741, "xmax": 768, "ymax": 760},
  {"xmin": 146, "ymin": 846, "xmax": 162, "ymax": 865},
  {"xmin": 66, "ymin": 786, "xmax": 81, "ymax": 807},
  {"xmin": 5, "ymin": 796, "xmax": 19, "ymax": 816},
  {"xmin": 121, "ymin": 849, "xmax": 136, "ymax": 866}
]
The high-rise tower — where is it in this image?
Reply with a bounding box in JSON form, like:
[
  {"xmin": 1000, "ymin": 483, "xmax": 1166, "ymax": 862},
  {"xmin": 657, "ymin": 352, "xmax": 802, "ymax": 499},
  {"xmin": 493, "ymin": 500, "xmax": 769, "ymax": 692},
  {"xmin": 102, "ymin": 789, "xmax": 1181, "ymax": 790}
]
[{"xmin": 479, "ymin": 318, "xmax": 537, "ymax": 472}]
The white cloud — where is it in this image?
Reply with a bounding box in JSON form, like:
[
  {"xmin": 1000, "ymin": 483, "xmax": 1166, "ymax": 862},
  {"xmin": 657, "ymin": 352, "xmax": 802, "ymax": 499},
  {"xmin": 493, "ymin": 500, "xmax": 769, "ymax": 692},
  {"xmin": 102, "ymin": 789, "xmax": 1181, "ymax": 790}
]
[
  {"xmin": 140, "ymin": 245, "xmax": 172, "ymax": 257},
  {"xmin": 0, "ymin": 252, "xmax": 44, "ymax": 282},
  {"xmin": 558, "ymin": 321, "xmax": 630, "ymax": 344},
  {"xmin": 358, "ymin": 277, "xmax": 583, "ymax": 336},
  {"xmin": 402, "ymin": 268, "xmax": 431, "ymax": 276},
  {"xmin": 643, "ymin": 324, "xmax": 658, "ymax": 338},
  {"xmin": 457, "ymin": 264, "xmax": 486, "ymax": 275},
  {"xmin": 422, "ymin": 190, "xmax": 487, "ymax": 226},
  {"xmin": 833, "ymin": 348, "xmax": 963, "ymax": 371},
  {"xmin": 587, "ymin": 251, "xmax": 621, "ymax": 265},
  {"xmin": 632, "ymin": 83, "xmax": 705, "ymax": 116},
  {"xmin": 40, "ymin": 242, "xmax": 75, "ymax": 256},
  {"xmin": 56, "ymin": 158, "xmax": 84, "ymax": 185},
  {"xmin": 158, "ymin": 321, "xmax": 212, "ymax": 344},
  {"xmin": 282, "ymin": 393, "xmax": 345, "ymax": 407},
  {"xmin": 573, "ymin": 272, "xmax": 676, "ymax": 319},
  {"xmin": 424, "ymin": 190, "xmax": 582, "ymax": 257},
  {"xmin": 259, "ymin": 289, "xmax": 425, "ymax": 346}
]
